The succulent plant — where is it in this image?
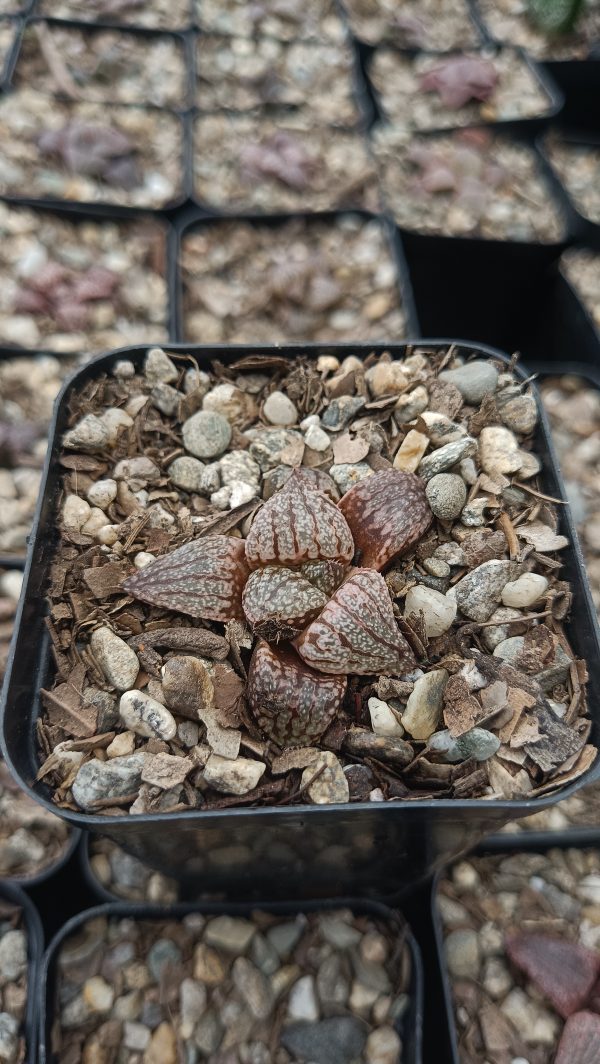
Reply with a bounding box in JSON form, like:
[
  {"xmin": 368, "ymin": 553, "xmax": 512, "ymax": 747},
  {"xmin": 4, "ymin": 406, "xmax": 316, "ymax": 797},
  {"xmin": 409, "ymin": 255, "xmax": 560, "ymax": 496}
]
[
  {"xmin": 528, "ymin": 0, "xmax": 583, "ymax": 34},
  {"xmin": 123, "ymin": 468, "xmax": 432, "ymax": 747}
]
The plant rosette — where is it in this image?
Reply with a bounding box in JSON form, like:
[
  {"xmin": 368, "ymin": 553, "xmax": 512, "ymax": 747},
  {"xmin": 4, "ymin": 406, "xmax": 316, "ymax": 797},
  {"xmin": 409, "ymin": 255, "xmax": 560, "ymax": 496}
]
[{"xmin": 36, "ymin": 345, "xmax": 595, "ymax": 815}]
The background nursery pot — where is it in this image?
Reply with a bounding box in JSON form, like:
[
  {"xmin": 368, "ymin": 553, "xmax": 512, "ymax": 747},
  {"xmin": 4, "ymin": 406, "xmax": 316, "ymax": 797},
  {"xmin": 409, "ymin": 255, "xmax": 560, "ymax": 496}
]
[
  {"xmin": 39, "ymin": 898, "xmax": 424, "ymax": 1064},
  {"xmin": 2, "ymin": 341, "xmax": 600, "ymax": 900},
  {"xmin": 0, "ymin": 879, "xmax": 43, "ymax": 1064}
]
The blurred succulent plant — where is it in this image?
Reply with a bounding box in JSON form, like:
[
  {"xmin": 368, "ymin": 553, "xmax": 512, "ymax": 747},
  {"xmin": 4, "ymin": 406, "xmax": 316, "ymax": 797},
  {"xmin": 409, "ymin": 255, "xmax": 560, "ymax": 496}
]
[
  {"xmin": 14, "ymin": 262, "xmax": 119, "ymax": 330},
  {"xmin": 123, "ymin": 468, "xmax": 432, "ymax": 747},
  {"xmin": 38, "ymin": 122, "xmax": 140, "ymax": 188},
  {"xmin": 528, "ymin": 0, "xmax": 584, "ymax": 33}
]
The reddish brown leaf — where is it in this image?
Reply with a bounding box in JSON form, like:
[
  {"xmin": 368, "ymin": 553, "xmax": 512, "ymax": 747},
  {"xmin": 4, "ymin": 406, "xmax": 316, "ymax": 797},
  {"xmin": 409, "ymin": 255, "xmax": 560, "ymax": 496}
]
[
  {"xmin": 122, "ymin": 535, "xmax": 249, "ymax": 621},
  {"xmin": 338, "ymin": 469, "xmax": 432, "ymax": 571},
  {"xmin": 505, "ymin": 933, "xmax": 600, "ymax": 1018}
]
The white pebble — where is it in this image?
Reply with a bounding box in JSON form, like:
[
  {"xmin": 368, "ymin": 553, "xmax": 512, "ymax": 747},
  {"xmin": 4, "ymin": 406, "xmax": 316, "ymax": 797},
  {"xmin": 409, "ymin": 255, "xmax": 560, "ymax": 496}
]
[
  {"xmin": 62, "ymin": 494, "xmax": 91, "ymax": 531},
  {"xmin": 393, "ymin": 430, "xmax": 428, "ymax": 472},
  {"xmin": 263, "ymin": 391, "xmax": 298, "ymax": 426},
  {"xmin": 96, "ymin": 525, "xmax": 120, "ymax": 546},
  {"xmin": 287, "ymin": 976, "xmax": 319, "ymax": 1021},
  {"xmin": 305, "ymin": 424, "xmax": 331, "ymax": 452},
  {"xmin": 203, "ymin": 754, "xmax": 266, "ymax": 796},
  {"xmin": 99, "ymin": 408, "xmax": 133, "ymax": 445},
  {"xmin": 0, "ymin": 571, "xmax": 22, "ymax": 601},
  {"xmin": 404, "ymin": 585, "xmax": 457, "ymax": 638},
  {"xmin": 368, "ymin": 697, "xmax": 404, "ymax": 737},
  {"xmin": 145, "ymin": 347, "xmax": 178, "ymax": 384},
  {"xmin": 90, "ymin": 628, "xmax": 139, "ymax": 691},
  {"xmin": 81, "ymin": 508, "xmax": 109, "ymax": 536},
  {"xmin": 501, "ymin": 573, "xmax": 549, "ymax": 608},
  {"xmin": 87, "ymin": 479, "xmax": 117, "ymax": 510},
  {"xmin": 119, "ymin": 690, "xmax": 177, "ymax": 741},
  {"xmin": 229, "ymin": 480, "xmax": 258, "ymax": 508},
  {"xmin": 134, "ymin": 552, "xmax": 155, "ymax": 569},
  {"xmin": 63, "ymin": 414, "xmax": 109, "ymax": 452}
]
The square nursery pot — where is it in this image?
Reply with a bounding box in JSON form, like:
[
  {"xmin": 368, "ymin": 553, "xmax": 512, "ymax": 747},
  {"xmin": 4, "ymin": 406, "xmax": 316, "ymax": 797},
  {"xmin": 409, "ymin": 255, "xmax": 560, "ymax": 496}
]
[
  {"xmin": 0, "ymin": 880, "xmax": 43, "ymax": 1064},
  {"xmin": 431, "ymin": 839, "xmax": 600, "ymax": 1063},
  {"xmin": 539, "ymin": 130, "xmax": 600, "ymax": 251},
  {"xmin": 2, "ymin": 341, "xmax": 600, "ymax": 900},
  {"xmin": 39, "ymin": 897, "xmax": 423, "ymax": 1064}
]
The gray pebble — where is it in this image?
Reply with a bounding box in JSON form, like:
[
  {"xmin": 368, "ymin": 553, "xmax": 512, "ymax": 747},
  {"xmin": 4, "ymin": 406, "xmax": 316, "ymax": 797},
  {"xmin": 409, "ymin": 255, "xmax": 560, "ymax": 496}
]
[
  {"xmin": 423, "ymin": 557, "xmax": 451, "ymax": 578},
  {"xmin": 151, "ymin": 383, "xmax": 180, "ymax": 417},
  {"xmin": 232, "ymin": 957, "xmax": 273, "ymax": 1019},
  {"xmin": 219, "ymin": 450, "xmax": 261, "ymax": 487},
  {"xmin": 321, "ymin": 396, "xmax": 366, "ymax": 431},
  {"xmin": 493, "ymin": 637, "xmax": 571, "ymax": 691},
  {"xmin": 148, "ymin": 938, "xmax": 182, "ymax": 982},
  {"xmin": 0, "ymin": 1013, "xmax": 19, "ymax": 1062},
  {"xmin": 498, "ymin": 392, "xmax": 538, "ymax": 435},
  {"xmin": 72, "ymin": 754, "xmax": 146, "ymax": 811},
  {"xmin": 0, "ymin": 931, "xmax": 26, "ymax": 982},
  {"xmin": 249, "ymin": 429, "xmax": 304, "ymax": 472},
  {"xmin": 445, "ymin": 929, "xmax": 481, "ymax": 979},
  {"xmin": 426, "ymin": 473, "xmax": 467, "ymax": 520},
  {"xmin": 394, "ymin": 385, "xmax": 428, "ymax": 424},
  {"xmin": 418, "ymin": 437, "xmax": 476, "ymax": 480},
  {"xmin": 63, "ymin": 414, "xmax": 110, "ymax": 452},
  {"xmin": 453, "ymin": 560, "xmax": 515, "ymax": 622},
  {"xmin": 90, "ymin": 628, "xmax": 139, "ymax": 691},
  {"xmin": 329, "ymin": 463, "xmax": 373, "ymax": 495},
  {"xmin": 204, "ymin": 916, "xmax": 256, "ymax": 953},
  {"xmin": 281, "ymin": 1017, "xmax": 368, "ymax": 1064},
  {"xmin": 429, "ymin": 727, "xmax": 501, "ymax": 763},
  {"xmin": 439, "ymin": 361, "xmax": 498, "ymax": 404},
  {"xmin": 183, "ymin": 410, "xmax": 232, "ymax": 459},
  {"xmin": 168, "ymin": 456, "xmax": 206, "ymax": 493},
  {"xmin": 113, "ymin": 360, "xmax": 135, "ymax": 379},
  {"xmin": 144, "ymin": 347, "xmax": 178, "ymax": 385},
  {"xmin": 267, "ymin": 920, "xmax": 305, "ymax": 958},
  {"xmin": 119, "ymin": 691, "xmax": 177, "ymax": 741}
]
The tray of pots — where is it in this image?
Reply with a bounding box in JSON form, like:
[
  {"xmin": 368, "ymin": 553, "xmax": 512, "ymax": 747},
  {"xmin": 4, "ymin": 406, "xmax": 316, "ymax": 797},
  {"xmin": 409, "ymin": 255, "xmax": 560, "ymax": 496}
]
[{"xmin": 2, "ymin": 341, "xmax": 599, "ymax": 898}]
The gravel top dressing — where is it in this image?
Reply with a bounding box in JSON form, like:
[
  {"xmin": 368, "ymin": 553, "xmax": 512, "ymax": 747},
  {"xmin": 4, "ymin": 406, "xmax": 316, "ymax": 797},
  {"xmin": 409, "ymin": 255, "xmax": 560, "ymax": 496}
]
[
  {"xmin": 561, "ymin": 249, "xmax": 600, "ymax": 330},
  {"xmin": 476, "ymin": 0, "xmax": 600, "ymax": 59},
  {"xmin": 0, "ymin": 355, "xmax": 72, "ymax": 557},
  {"xmin": 372, "ymin": 128, "xmax": 566, "ymax": 241},
  {"xmin": 0, "ymin": 570, "xmax": 20, "ymax": 683},
  {"xmin": 37, "ymin": 345, "xmax": 595, "ymax": 817},
  {"xmin": 341, "ymin": 0, "xmax": 481, "ymax": 49},
  {"xmin": 370, "ymin": 48, "xmax": 553, "ymax": 131},
  {"xmin": 195, "ymin": 34, "xmax": 360, "ymax": 125},
  {"xmin": 0, "ymin": 758, "xmax": 71, "ymax": 882},
  {"xmin": 546, "ymin": 137, "xmax": 600, "ymax": 226},
  {"xmin": 38, "ymin": 0, "xmax": 192, "ymax": 30},
  {"xmin": 194, "ymin": 0, "xmax": 342, "ymax": 41},
  {"xmin": 0, "ymin": 205, "xmax": 168, "ymax": 353},
  {"xmin": 180, "ymin": 216, "xmax": 406, "ymax": 345},
  {"xmin": 50, "ymin": 907, "xmax": 411, "ymax": 1063},
  {"xmin": 0, "ymin": 896, "xmax": 29, "ymax": 1064},
  {"xmin": 193, "ymin": 112, "xmax": 379, "ymax": 213},
  {"xmin": 15, "ymin": 22, "xmax": 188, "ymax": 108},
  {"xmin": 0, "ymin": 89, "xmax": 184, "ymax": 209},
  {"xmin": 439, "ymin": 849, "xmax": 600, "ymax": 1063},
  {"xmin": 500, "ymin": 373, "xmax": 600, "ymax": 836},
  {"xmin": 0, "ymin": 19, "xmax": 17, "ymax": 72}
]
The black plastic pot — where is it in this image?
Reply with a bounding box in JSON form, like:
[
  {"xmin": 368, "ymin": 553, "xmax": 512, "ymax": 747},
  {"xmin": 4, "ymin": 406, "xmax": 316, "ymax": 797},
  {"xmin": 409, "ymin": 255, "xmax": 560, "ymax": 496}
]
[
  {"xmin": 0, "ymin": 101, "xmax": 193, "ymax": 218},
  {"xmin": 17, "ymin": 17, "xmax": 195, "ymax": 113},
  {"xmin": 539, "ymin": 131, "xmax": 600, "ymax": 250},
  {"xmin": 543, "ymin": 58, "xmax": 600, "ymax": 133},
  {"xmin": 0, "ymin": 15, "xmax": 23, "ymax": 88},
  {"xmin": 365, "ymin": 45, "xmax": 563, "ymax": 137},
  {"xmin": 399, "ymin": 229, "xmax": 570, "ymax": 354},
  {"xmin": 0, "ymin": 879, "xmax": 43, "ymax": 1064},
  {"xmin": 173, "ymin": 205, "xmax": 420, "ymax": 342},
  {"xmin": 40, "ymin": 897, "xmax": 423, "ymax": 1064},
  {"xmin": 34, "ymin": 0, "xmax": 194, "ymax": 33},
  {"xmin": 432, "ymin": 837, "xmax": 600, "ymax": 1063},
  {"xmin": 2, "ymin": 340, "xmax": 600, "ymax": 900}
]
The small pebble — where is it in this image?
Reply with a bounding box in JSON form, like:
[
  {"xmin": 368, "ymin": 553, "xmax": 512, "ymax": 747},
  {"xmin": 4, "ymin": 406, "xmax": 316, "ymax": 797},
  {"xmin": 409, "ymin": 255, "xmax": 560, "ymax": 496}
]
[
  {"xmin": 394, "ymin": 385, "xmax": 428, "ymax": 424},
  {"xmin": 263, "ymin": 391, "xmax": 298, "ymax": 426},
  {"xmin": 119, "ymin": 690, "xmax": 177, "ymax": 741},
  {"xmin": 426, "ymin": 472, "xmax": 467, "ymax": 520},
  {"xmin": 445, "ymin": 928, "xmax": 481, "ymax": 979},
  {"xmin": 402, "ymin": 670, "xmax": 448, "ymax": 740},
  {"xmin": 404, "ymin": 585, "xmax": 457, "ymax": 637},
  {"xmin": 168, "ymin": 456, "xmax": 206, "ymax": 493},
  {"xmin": 501, "ymin": 572, "xmax": 549, "ymax": 607},
  {"xmin": 144, "ymin": 347, "xmax": 178, "ymax": 385},
  {"xmin": 418, "ymin": 437, "xmax": 476, "ymax": 480},
  {"xmin": 182, "ymin": 410, "xmax": 232, "ymax": 459},
  {"xmin": 329, "ymin": 463, "xmax": 373, "ymax": 494},
  {"xmin": 301, "ymin": 752, "xmax": 349, "ymax": 805},
  {"xmin": 203, "ymin": 754, "xmax": 266, "ymax": 796},
  {"xmin": 90, "ymin": 627, "xmax": 139, "ymax": 691},
  {"xmin": 479, "ymin": 425, "xmax": 523, "ymax": 475},
  {"xmin": 368, "ymin": 697, "xmax": 404, "ymax": 737},
  {"xmin": 439, "ymin": 361, "xmax": 498, "ymax": 404},
  {"xmin": 393, "ymin": 429, "xmax": 429, "ymax": 472},
  {"xmin": 87, "ymin": 479, "xmax": 117, "ymax": 510},
  {"xmin": 305, "ymin": 424, "xmax": 331, "ymax": 451}
]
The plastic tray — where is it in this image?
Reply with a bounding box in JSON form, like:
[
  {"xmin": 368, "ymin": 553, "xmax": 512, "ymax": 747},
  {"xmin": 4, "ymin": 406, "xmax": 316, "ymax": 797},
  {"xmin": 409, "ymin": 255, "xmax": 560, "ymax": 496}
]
[
  {"xmin": 39, "ymin": 896, "xmax": 424, "ymax": 1064},
  {"xmin": 543, "ymin": 57, "xmax": 600, "ymax": 133},
  {"xmin": 2, "ymin": 339, "xmax": 600, "ymax": 899},
  {"xmin": 173, "ymin": 205, "xmax": 420, "ymax": 342},
  {"xmin": 364, "ymin": 45, "xmax": 564, "ymax": 137},
  {"xmin": 0, "ymin": 879, "xmax": 43, "ymax": 1064}
]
